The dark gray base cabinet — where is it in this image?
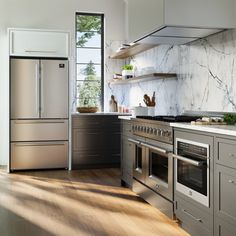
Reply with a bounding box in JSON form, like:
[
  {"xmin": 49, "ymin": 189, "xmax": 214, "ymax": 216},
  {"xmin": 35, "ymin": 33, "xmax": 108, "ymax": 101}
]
[
  {"xmin": 215, "ymin": 137, "xmax": 236, "ymax": 236},
  {"xmin": 121, "ymin": 120, "xmax": 133, "ymax": 187},
  {"xmin": 215, "ymin": 217, "xmax": 236, "ymax": 236},
  {"xmin": 72, "ymin": 115, "xmax": 121, "ymax": 169},
  {"xmin": 175, "ymin": 194, "xmax": 213, "ymax": 236},
  {"xmin": 174, "ymin": 129, "xmax": 236, "ymax": 236}
]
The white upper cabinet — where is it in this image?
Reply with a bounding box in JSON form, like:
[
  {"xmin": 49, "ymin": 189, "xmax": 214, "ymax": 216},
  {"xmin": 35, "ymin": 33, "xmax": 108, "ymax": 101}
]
[
  {"xmin": 9, "ymin": 29, "xmax": 69, "ymax": 58},
  {"xmin": 126, "ymin": 0, "xmax": 236, "ymax": 44}
]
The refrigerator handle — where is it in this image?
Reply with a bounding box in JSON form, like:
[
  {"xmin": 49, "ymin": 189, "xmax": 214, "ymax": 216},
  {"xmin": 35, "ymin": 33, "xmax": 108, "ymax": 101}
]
[
  {"xmin": 35, "ymin": 63, "xmax": 39, "ymax": 116},
  {"xmin": 40, "ymin": 62, "xmax": 44, "ymax": 115}
]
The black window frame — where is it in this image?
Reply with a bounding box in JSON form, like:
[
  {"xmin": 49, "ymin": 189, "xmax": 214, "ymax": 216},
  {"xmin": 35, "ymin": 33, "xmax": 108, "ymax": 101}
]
[{"xmin": 75, "ymin": 12, "xmax": 104, "ymax": 111}]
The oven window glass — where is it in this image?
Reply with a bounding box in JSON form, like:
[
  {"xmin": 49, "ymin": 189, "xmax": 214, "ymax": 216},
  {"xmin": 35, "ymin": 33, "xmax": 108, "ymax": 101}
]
[
  {"xmin": 135, "ymin": 146, "xmax": 142, "ymax": 171},
  {"xmin": 149, "ymin": 151, "xmax": 168, "ymax": 183},
  {"xmin": 177, "ymin": 141, "xmax": 208, "ymax": 196}
]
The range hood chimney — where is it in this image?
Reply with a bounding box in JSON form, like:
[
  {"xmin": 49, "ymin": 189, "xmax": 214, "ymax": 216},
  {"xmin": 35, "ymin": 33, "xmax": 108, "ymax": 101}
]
[{"xmin": 126, "ymin": 0, "xmax": 235, "ymax": 45}]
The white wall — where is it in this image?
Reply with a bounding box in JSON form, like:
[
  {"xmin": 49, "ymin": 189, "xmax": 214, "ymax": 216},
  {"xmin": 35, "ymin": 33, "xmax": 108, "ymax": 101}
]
[{"xmin": 0, "ymin": 0, "xmax": 126, "ymax": 165}]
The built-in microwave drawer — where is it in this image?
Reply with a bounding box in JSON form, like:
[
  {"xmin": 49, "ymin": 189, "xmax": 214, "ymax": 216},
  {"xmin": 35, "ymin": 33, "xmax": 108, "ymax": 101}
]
[
  {"xmin": 11, "ymin": 120, "xmax": 68, "ymax": 141},
  {"xmin": 11, "ymin": 141, "xmax": 68, "ymax": 170}
]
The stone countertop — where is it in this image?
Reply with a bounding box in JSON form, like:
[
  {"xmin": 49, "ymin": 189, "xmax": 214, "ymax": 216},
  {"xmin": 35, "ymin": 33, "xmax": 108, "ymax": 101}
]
[
  {"xmin": 118, "ymin": 115, "xmax": 133, "ymax": 121},
  {"xmin": 72, "ymin": 112, "xmax": 132, "ymax": 116},
  {"xmin": 170, "ymin": 122, "xmax": 236, "ymax": 137}
]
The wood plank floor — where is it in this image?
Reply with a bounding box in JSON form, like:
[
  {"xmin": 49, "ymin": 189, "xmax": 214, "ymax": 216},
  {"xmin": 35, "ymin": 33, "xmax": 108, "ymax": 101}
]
[{"xmin": 0, "ymin": 168, "xmax": 189, "ymax": 236}]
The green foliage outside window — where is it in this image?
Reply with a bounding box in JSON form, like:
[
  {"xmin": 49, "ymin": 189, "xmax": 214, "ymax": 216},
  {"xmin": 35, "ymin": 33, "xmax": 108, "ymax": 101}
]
[
  {"xmin": 76, "ymin": 15, "xmax": 101, "ymax": 47},
  {"xmin": 78, "ymin": 61, "xmax": 101, "ymax": 107}
]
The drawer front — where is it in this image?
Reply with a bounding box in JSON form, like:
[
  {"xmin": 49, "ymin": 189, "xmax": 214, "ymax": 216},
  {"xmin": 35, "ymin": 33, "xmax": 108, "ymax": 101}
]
[
  {"xmin": 215, "ymin": 164, "xmax": 236, "ymax": 225},
  {"xmin": 72, "ymin": 116, "xmax": 103, "ymax": 129},
  {"xmin": 72, "ymin": 151, "xmax": 119, "ymax": 168},
  {"xmin": 10, "ymin": 29, "xmax": 69, "ymax": 58},
  {"xmin": 11, "ymin": 141, "xmax": 68, "ymax": 170},
  {"xmin": 215, "ymin": 217, "xmax": 236, "ymax": 236},
  {"xmin": 11, "ymin": 120, "xmax": 68, "ymax": 141},
  {"xmin": 175, "ymin": 195, "xmax": 213, "ymax": 233},
  {"xmin": 72, "ymin": 129, "xmax": 103, "ymax": 151},
  {"xmin": 104, "ymin": 117, "xmax": 120, "ymax": 131},
  {"xmin": 216, "ymin": 138, "xmax": 236, "ymax": 169},
  {"xmin": 72, "ymin": 151, "xmax": 104, "ymax": 166},
  {"xmin": 106, "ymin": 131, "xmax": 121, "ymax": 152}
]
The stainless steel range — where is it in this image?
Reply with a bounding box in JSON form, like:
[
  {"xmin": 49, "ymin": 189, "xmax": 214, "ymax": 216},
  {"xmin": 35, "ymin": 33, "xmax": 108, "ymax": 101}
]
[{"xmin": 129, "ymin": 115, "xmax": 200, "ymax": 218}]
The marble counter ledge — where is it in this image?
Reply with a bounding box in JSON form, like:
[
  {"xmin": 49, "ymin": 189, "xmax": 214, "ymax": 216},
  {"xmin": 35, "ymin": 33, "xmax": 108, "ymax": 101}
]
[
  {"xmin": 170, "ymin": 122, "xmax": 236, "ymax": 137},
  {"xmin": 118, "ymin": 115, "xmax": 134, "ymax": 121},
  {"xmin": 72, "ymin": 112, "xmax": 132, "ymax": 116}
]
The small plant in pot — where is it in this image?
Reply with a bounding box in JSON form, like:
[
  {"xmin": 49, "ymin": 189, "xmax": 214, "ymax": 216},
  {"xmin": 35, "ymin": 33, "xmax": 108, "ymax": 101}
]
[{"xmin": 122, "ymin": 64, "xmax": 134, "ymax": 79}]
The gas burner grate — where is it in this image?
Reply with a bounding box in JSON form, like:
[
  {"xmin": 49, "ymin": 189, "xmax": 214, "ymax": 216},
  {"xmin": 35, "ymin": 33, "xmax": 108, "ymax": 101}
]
[{"xmin": 136, "ymin": 115, "xmax": 201, "ymax": 122}]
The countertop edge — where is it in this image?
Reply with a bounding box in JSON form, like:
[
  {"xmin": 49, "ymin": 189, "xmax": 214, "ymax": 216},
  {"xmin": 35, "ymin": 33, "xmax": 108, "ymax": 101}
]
[
  {"xmin": 118, "ymin": 116, "xmax": 133, "ymax": 120},
  {"xmin": 72, "ymin": 112, "xmax": 132, "ymax": 116},
  {"xmin": 170, "ymin": 122, "xmax": 236, "ymax": 137}
]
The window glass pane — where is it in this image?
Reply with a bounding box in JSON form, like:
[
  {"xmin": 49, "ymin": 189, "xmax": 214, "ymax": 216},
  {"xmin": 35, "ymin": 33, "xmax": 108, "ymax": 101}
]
[
  {"xmin": 77, "ymin": 48, "xmax": 101, "ymax": 64},
  {"xmin": 76, "ymin": 13, "xmax": 103, "ymax": 110},
  {"xmin": 76, "ymin": 15, "xmax": 101, "ymax": 32},
  {"xmin": 77, "ymin": 32, "xmax": 101, "ymax": 48},
  {"xmin": 76, "ymin": 81, "xmax": 101, "ymax": 107},
  {"xmin": 77, "ymin": 64, "xmax": 101, "ymax": 81}
]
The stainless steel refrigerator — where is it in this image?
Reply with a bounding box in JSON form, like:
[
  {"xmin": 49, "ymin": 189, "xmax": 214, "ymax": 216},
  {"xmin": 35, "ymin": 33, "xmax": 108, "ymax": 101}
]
[{"xmin": 10, "ymin": 58, "xmax": 69, "ymax": 170}]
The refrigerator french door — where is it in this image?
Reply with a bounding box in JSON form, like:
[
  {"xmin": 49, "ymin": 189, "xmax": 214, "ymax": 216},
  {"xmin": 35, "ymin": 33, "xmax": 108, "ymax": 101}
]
[{"xmin": 10, "ymin": 58, "xmax": 69, "ymax": 171}]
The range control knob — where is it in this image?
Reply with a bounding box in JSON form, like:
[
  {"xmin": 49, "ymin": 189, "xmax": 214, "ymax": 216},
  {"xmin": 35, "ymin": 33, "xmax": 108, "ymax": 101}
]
[
  {"xmin": 163, "ymin": 130, "xmax": 168, "ymax": 136},
  {"xmin": 160, "ymin": 129, "xmax": 164, "ymax": 136},
  {"xmin": 153, "ymin": 128, "xmax": 157, "ymax": 135},
  {"xmin": 149, "ymin": 128, "xmax": 153, "ymax": 134}
]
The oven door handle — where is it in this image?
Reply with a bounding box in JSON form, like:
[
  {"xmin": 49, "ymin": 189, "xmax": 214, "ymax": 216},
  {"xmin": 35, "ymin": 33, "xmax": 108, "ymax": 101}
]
[
  {"xmin": 172, "ymin": 154, "xmax": 205, "ymax": 167},
  {"xmin": 141, "ymin": 143, "xmax": 169, "ymax": 154},
  {"xmin": 128, "ymin": 138, "xmax": 141, "ymax": 145}
]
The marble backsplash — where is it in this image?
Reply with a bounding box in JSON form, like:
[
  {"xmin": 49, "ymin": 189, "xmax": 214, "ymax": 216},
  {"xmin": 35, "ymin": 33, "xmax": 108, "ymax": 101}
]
[{"xmin": 105, "ymin": 29, "xmax": 236, "ymax": 115}]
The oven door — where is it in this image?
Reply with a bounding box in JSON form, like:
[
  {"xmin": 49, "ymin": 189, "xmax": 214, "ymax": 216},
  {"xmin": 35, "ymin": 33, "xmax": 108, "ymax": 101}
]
[
  {"xmin": 174, "ymin": 138, "xmax": 209, "ymax": 207},
  {"xmin": 128, "ymin": 138, "xmax": 146, "ymax": 184},
  {"xmin": 143, "ymin": 142, "xmax": 173, "ymax": 200}
]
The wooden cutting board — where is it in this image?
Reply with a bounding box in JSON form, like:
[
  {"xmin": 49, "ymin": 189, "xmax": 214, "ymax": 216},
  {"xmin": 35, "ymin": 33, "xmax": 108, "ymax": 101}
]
[{"xmin": 191, "ymin": 121, "xmax": 227, "ymax": 125}]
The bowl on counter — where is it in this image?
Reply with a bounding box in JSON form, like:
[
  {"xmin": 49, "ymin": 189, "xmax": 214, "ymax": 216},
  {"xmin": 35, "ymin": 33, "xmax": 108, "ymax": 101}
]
[{"xmin": 76, "ymin": 107, "xmax": 98, "ymax": 113}]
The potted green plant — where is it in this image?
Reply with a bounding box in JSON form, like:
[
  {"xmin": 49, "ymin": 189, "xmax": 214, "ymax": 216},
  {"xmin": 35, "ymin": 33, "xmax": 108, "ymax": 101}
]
[{"xmin": 122, "ymin": 64, "xmax": 134, "ymax": 79}]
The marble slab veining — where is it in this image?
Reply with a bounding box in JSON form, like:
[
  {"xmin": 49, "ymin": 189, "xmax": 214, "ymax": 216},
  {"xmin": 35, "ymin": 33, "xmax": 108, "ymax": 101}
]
[{"xmin": 105, "ymin": 29, "xmax": 236, "ymax": 115}]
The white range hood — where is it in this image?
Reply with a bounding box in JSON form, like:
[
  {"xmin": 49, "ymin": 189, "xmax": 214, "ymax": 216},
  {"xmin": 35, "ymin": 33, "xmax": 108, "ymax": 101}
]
[
  {"xmin": 126, "ymin": 0, "xmax": 236, "ymax": 45},
  {"xmin": 136, "ymin": 26, "xmax": 224, "ymax": 45}
]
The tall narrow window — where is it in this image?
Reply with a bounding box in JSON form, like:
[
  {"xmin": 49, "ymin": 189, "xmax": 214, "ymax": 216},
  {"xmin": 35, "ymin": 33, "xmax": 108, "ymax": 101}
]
[{"xmin": 76, "ymin": 13, "xmax": 104, "ymax": 110}]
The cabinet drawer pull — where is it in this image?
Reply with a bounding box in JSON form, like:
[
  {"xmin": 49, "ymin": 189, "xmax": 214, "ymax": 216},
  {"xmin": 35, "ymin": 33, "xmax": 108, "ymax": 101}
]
[
  {"xmin": 25, "ymin": 50, "xmax": 57, "ymax": 53},
  {"xmin": 229, "ymin": 153, "xmax": 236, "ymax": 158},
  {"xmin": 182, "ymin": 209, "xmax": 202, "ymax": 222},
  {"xmin": 228, "ymin": 180, "xmax": 236, "ymax": 185},
  {"xmin": 14, "ymin": 120, "xmax": 65, "ymax": 124}
]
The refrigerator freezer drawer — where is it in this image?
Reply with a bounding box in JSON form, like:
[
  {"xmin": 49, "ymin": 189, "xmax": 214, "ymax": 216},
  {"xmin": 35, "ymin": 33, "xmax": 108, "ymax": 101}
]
[
  {"xmin": 11, "ymin": 141, "xmax": 68, "ymax": 170},
  {"xmin": 11, "ymin": 120, "xmax": 68, "ymax": 141}
]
